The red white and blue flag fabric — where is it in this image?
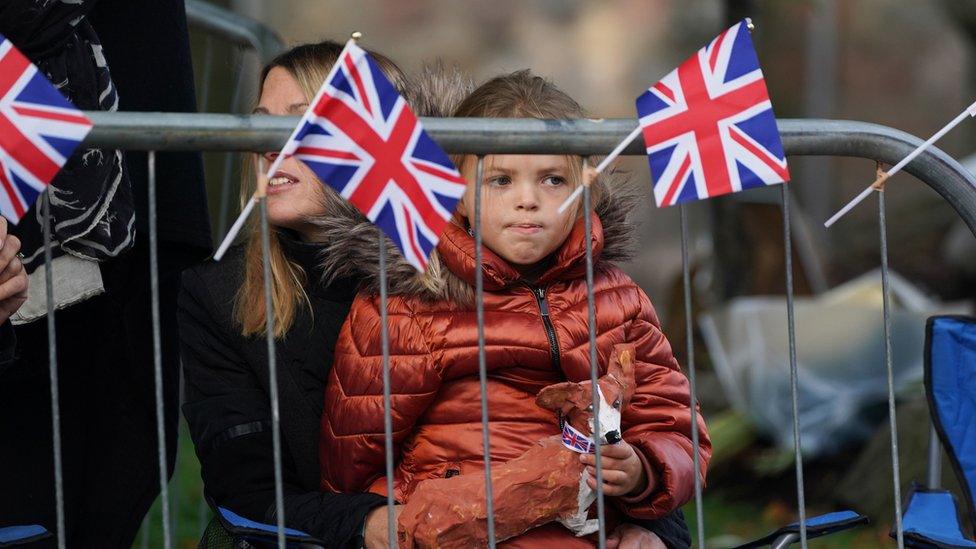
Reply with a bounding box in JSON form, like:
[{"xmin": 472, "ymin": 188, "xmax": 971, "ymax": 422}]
[
  {"xmin": 635, "ymin": 20, "xmax": 789, "ymax": 208},
  {"xmin": 0, "ymin": 35, "xmax": 93, "ymax": 223},
  {"xmin": 283, "ymin": 42, "xmax": 467, "ymax": 272},
  {"xmin": 562, "ymin": 421, "xmax": 597, "ymax": 454}
]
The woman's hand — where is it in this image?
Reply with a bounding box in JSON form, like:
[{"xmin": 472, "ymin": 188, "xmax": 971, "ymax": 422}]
[
  {"xmin": 363, "ymin": 505, "xmax": 402, "ymax": 548},
  {"xmin": 579, "ymin": 441, "xmax": 652, "ymax": 497},
  {"xmin": 0, "ymin": 218, "xmax": 27, "ymax": 324}
]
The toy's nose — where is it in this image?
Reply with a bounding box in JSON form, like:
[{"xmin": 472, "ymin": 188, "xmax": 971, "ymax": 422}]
[{"xmin": 605, "ymin": 430, "xmax": 621, "ymax": 444}]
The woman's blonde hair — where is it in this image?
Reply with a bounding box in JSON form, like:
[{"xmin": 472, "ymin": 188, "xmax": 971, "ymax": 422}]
[
  {"xmin": 236, "ymin": 40, "xmax": 409, "ymax": 338},
  {"xmin": 450, "ymin": 70, "xmax": 604, "ymax": 213}
]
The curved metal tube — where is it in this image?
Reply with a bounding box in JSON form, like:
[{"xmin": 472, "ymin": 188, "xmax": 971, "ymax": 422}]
[
  {"xmin": 83, "ymin": 113, "xmax": 976, "ymax": 236},
  {"xmin": 185, "ymin": 0, "xmax": 285, "ymax": 62}
]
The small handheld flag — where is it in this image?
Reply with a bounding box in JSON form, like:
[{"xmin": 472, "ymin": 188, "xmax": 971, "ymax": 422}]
[
  {"xmin": 214, "ymin": 39, "xmax": 467, "ymax": 271},
  {"xmin": 637, "ymin": 19, "xmax": 789, "ymax": 207},
  {"xmin": 284, "ymin": 42, "xmax": 466, "ymax": 271},
  {"xmin": 558, "ymin": 19, "xmax": 789, "ymax": 214},
  {"xmin": 0, "ymin": 34, "xmax": 93, "ymax": 223}
]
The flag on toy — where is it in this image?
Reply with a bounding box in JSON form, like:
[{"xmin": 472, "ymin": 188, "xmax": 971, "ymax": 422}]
[
  {"xmin": 0, "ymin": 34, "xmax": 93, "ymax": 223},
  {"xmin": 636, "ymin": 19, "xmax": 789, "ymax": 208},
  {"xmin": 280, "ymin": 41, "xmax": 466, "ymax": 272}
]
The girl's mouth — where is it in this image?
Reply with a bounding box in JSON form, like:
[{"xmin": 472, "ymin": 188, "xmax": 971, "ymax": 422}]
[{"xmin": 508, "ymin": 223, "xmax": 543, "ymax": 235}]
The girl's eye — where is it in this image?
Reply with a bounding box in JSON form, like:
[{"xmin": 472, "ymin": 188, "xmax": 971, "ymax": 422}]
[
  {"xmin": 542, "ymin": 175, "xmax": 565, "ymax": 186},
  {"xmin": 487, "ymin": 176, "xmax": 511, "ymax": 187}
]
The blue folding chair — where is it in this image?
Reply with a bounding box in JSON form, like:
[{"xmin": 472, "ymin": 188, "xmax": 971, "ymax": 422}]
[
  {"xmin": 893, "ymin": 315, "xmax": 976, "ymax": 548},
  {"xmin": 732, "ymin": 510, "xmax": 870, "ymax": 548},
  {"xmin": 198, "ymin": 499, "xmax": 325, "ymax": 549},
  {"xmin": 0, "ymin": 525, "xmax": 51, "ymax": 547}
]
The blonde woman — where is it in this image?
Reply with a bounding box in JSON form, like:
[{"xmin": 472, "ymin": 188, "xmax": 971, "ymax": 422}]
[{"xmin": 179, "ymin": 40, "xmax": 414, "ymax": 546}]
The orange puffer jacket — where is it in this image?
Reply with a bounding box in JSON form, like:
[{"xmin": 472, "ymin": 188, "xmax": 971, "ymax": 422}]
[{"xmin": 317, "ymin": 188, "xmax": 710, "ymax": 539}]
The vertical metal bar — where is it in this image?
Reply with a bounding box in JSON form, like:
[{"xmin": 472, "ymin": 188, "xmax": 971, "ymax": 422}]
[
  {"xmin": 43, "ymin": 192, "xmax": 65, "ymax": 549},
  {"xmin": 378, "ymin": 232, "xmax": 397, "ymax": 549},
  {"xmin": 679, "ymin": 204, "xmax": 705, "ymax": 548},
  {"xmin": 879, "ymin": 189, "xmax": 905, "ymax": 548},
  {"xmin": 149, "ymin": 151, "xmax": 173, "ymax": 549},
  {"xmin": 473, "ymin": 156, "xmax": 497, "ymax": 547},
  {"xmin": 218, "ymin": 48, "xmax": 246, "ymax": 237},
  {"xmin": 927, "ymin": 426, "xmax": 942, "ymax": 489},
  {"xmin": 781, "ymin": 185, "xmax": 808, "ymax": 548},
  {"xmin": 259, "ymin": 197, "xmax": 286, "ymax": 548},
  {"xmin": 582, "ymin": 175, "xmax": 606, "ymax": 549},
  {"xmin": 199, "ymin": 35, "xmax": 215, "ymax": 112}
]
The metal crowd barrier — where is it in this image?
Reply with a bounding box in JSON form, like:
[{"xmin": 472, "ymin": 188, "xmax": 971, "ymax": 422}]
[
  {"xmin": 132, "ymin": 5, "xmax": 285, "ymax": 546},
  {"xmin": 61, "ymin": 113, "xmax": 976, "ymax": 548},
  {"xmin": 186, "ymin": 0, "xmax": 285, "ymax": 63}
]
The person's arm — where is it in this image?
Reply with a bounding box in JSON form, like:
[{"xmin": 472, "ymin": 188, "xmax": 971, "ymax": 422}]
[
  {"xmin": 319, "ymin": 295, "xmax": 442, "ymax": 496},
  {"xmin": 613, "ymin": 285, "xmax": 711, "ymax": 519},
  {"xmin": 179, "ymin": 269, "xmax": 385, "ymax": 547}
]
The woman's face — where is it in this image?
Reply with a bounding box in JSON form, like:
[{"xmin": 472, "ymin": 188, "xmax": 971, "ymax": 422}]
[{"xmin": 254, "ymin": 66, "xmax": 326, "ymax": 237}]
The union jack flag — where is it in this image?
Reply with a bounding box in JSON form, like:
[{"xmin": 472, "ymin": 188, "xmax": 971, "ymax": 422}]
[
  {"xmin": 284, "ymin": 41, "xmax": 466, "ymax": 272},
  {"xmin": 0, "ymin": 35, "xmax": 93, "ymax": 223},
  {"xmin": 561, "ymin": 421, "xmax": 596, "ymax": 454},
  {"xmin": 636, "ymin": 20, "xmax": 789, "ymax": 208}
]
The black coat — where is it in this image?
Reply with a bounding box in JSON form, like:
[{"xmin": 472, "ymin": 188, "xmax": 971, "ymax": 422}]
[
  {"xmin": 179, "ymin": 236, "xmax": 385, "ymax": 547},
  {"xmin": 89, "ymin": 0, "xmax": 213, "ymax": 261}
]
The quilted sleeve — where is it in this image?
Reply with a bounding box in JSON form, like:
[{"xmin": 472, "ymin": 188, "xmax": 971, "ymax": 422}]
[
  {"xmin": 319, "ymin": 294, "xmax": 442, "ymax": 496},
  {"xmin": 614, "ymin": 285, "xmax": 711, "ymax": 519}
]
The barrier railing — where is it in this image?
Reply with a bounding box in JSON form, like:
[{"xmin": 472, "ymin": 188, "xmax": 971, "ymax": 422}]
[
  {"xmin": 185, "ymin": 0, "xmax": 285, "ymax": 63},
  {"xmin": 77, "ymin": 113, "xmax": 976, "ymax": 548}
]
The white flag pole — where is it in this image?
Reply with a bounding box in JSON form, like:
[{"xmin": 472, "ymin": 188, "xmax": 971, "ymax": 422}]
[
  {"xmin": 824, "ymin": 99, "xmax": 976, "ymax": 228},
  {"xmin": 557, "ymin": 125, "xmax": 642, "ymax": 214},
  {"xmin": 212, "ymin": 37, "xmax": 360, "ymax": 260}
]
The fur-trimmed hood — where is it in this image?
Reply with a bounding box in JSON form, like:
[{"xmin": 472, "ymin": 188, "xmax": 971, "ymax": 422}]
[{"xmin": 306, "ymin": 65, "xmax": 644, "ymax": 303}]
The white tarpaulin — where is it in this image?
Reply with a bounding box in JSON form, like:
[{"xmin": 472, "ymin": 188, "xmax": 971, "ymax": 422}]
[{"xmin": 700, "ymin": 269, "xmax": 964, "ymax": 456}]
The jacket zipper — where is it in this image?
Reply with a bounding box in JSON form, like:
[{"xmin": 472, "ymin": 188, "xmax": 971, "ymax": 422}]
[{"xmin": 526, "ymin": 283, "xmax": 561, "ymax": 370}]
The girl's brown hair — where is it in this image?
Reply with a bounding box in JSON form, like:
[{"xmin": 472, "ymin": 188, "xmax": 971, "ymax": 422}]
[
  {"xmin": 236, "ymin": 40, "xmax": 408, "ymax": 338},
  {"xmin": 450, "ymin": 69, "xmax": 604, "ymax": 212}
]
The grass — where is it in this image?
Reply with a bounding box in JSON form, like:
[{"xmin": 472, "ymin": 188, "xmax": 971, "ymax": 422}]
[
  {"xmin": 133, "ymin": 421, "xmax": 209, "ymax": 549},
  {"xmin": 683, "ymin": 494, "xmax": 890, "ymax": 548}
]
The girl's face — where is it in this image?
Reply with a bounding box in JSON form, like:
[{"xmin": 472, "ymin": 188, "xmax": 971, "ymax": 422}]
[
  {"xmin": 460, "ymin": 154, "xmax": 579, "ymax": 274},
  {"xmin": 254, "ymin": 66, "xmax": 326, "ymax": 238}
]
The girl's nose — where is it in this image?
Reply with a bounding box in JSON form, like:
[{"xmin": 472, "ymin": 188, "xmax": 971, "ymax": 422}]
[
  {"xmin": 262, "ymin": 150, "xmax": 279, "ymax": 167},
  {"xmin": 514, "ymin": 182, "xmax": 539, "ymax": 211}
]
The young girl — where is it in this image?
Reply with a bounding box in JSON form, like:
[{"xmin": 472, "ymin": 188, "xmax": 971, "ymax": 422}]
[{"xmin": 316, "ymin": 70, "xmax": 710, "ymax": 547}]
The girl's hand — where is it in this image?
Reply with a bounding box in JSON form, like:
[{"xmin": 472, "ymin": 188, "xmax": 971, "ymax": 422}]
[{"xmin": 579, "ymin": 441, "xmax": 652, "ymax": 497}]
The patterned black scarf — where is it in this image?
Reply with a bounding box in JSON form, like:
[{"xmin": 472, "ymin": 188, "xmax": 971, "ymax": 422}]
[{"xmin": 0, "ymin": 0, "xmax": 135, "ymax": 274}]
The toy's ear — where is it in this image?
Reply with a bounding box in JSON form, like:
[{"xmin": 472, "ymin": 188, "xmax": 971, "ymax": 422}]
[
  {"xmin": 608, "ymin": 344, "xmax": 637, "ymax": 404},
  {"xmin": 536, "ymin": 382, "xmax": 585, "ymax": 414}
]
